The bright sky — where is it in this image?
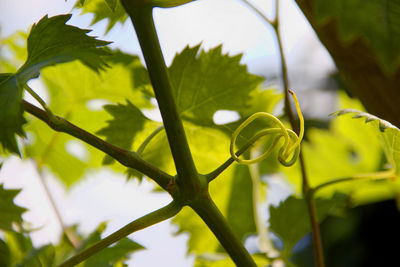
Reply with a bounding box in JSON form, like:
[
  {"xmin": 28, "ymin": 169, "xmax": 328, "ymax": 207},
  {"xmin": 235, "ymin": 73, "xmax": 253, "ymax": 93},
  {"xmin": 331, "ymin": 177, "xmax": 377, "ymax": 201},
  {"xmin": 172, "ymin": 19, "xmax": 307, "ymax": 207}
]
[
  {"xmin": 0, "ymin": 0, "xmax": 311, "ymax": 64},
  {"xmin": 0, "ymin": 1, "xmax": 334, "ymax": 266}
]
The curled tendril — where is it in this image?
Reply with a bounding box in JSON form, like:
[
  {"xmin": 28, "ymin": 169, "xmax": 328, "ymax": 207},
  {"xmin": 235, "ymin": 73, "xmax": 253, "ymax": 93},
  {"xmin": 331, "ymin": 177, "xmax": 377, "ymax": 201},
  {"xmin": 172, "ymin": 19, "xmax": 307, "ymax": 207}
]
[{"xmin": 230, "ymin": 90, "xmax": 304, "ymax": 167}]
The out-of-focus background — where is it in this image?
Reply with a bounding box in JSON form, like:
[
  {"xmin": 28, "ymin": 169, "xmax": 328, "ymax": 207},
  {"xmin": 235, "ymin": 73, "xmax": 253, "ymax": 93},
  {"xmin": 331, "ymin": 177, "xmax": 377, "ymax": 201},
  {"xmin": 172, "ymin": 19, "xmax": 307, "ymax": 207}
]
[{"xmin": 0, "ymin": 0, "xmax": 336, "ymax": 266}]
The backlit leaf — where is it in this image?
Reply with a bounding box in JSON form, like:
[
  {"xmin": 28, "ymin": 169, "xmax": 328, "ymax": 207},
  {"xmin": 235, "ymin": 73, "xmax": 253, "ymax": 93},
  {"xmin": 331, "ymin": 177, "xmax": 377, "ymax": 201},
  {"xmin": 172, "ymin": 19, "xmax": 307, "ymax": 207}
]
[
  {"xmin": 97, "ymin": 45, "xmax": 268, "ymax": 182},
  {"xmin": 97, "ymin": 101, "xmax": 150, "ymax": 164},
  {"xmin": 19, "ymin": 244, "xmax": 56, "ymax": 267},
  {"xmin": 334, "ymin": 109, "xmax": 400, "ymax": 174},
  {"xmin": 23, "ymin": 14, "xmax": 110, "ymax": 76},
  {"xmin": 105, "ymin": 0, "xmax": 118, "ymax": 11},
  {"xmin": 225, "ymin": 164, "xmax": 256, "ymax": 243},
  {"xmin": 195, "ymin": 252, "xmax": 269, "ymax": 267},
  {"xmin": 25, "ymin": 51, "xmax": 152, "ymax": 186},
  {"xmin": 166, "ymin": 46, "xmax": 277, "ymax": 255},
  {"xmin": 1, "ymin": 221, "xmax": 143, "ymax": 266},
  {"xmin": 0, "ymin": 14, "xmax": 110, "ymax": 155},
  {"xmin": 75, "ymin": 0, "xmax": 128, "ymax": 32},
  {"xmin": 169, "ymin": 45, "xmax": 264, "ymax": 126},
  {"xmin": 151, "ymin": 0, "xmax": 197, "ymax": 8},
  {"xmin": 3, "ymin": 231, "xmax": 34, "ymax": 266}
]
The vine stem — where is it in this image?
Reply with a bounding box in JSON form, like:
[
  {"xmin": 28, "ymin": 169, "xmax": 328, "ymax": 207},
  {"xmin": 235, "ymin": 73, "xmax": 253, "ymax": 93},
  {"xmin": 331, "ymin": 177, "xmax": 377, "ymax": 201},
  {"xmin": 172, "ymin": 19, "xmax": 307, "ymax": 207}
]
[
  {"xmin": 23, "ymin": 101, "xmax": 173, "ymax": 190},
  {"xmin": 121, "ymin": 3, "xmax": 201, "ymax": 198},
  {"xmin": 274, "ymin": 2, "xmax": 325, "ymax": 266},
  {"xmin": 241, "ymin": 0, "xmax": 326, "ymax": 266},
  {"xmin": 120, "ymin": 3, "xmax": 257, "ymax": 266},
  {"xmin": 190, "ymin": 196, "xmax": 257, "ymax": 267},
  {"xmin": 59, "ymin": 201, "xmax": 182, "ymax": 267}
]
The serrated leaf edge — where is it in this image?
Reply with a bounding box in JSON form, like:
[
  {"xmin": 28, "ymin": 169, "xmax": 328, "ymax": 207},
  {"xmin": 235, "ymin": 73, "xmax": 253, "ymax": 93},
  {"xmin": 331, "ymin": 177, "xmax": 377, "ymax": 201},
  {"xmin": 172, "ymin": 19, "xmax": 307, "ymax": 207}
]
[{"xmin": 331, "ymin": 109, "xmax": 399, "ymax": 132}]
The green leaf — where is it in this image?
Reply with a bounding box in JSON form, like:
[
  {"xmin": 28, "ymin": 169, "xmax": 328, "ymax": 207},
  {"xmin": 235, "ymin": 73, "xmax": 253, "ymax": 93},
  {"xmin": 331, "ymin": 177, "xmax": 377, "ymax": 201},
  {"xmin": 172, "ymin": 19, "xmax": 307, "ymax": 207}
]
[
  {"xmin": 225, "ymin": 164, "xmax": 256, "ymax": 243},
  {"xmin": 0, "ymin": 185, "xmax": 27, "ymax": 231},
  {"xmin": 84, "ymin": 238, "xmax": 144, "ymax": 267},
  {"xmin": 95, "ymin": 45, "xmax": 266, "ymax": 181},
  {"xmin": 334, "ymin": 109, "xmax": 400, "ymax": 177},
  {"xmin": 1, "ymin": 221, "xmax": 141, "ymax": 266},
  {"xmin": 334, "ymin": 109, "xmax": 398, "ymax": 132},
  {"xmin": 24, "ymin": 51, "xmax": 153, "ymax": 186},
  {"xmin": 105, "ymin": 0, "xmax": 118, "ymax": 11},
  {"xmin": 97, "ymin": 100, "xmax": 150, "ymax": 164},
  {"xmin": 0, "ymin": 14, "xmax": 110, "ymax": 155},
  {"xmin": 0, "ymin": 74, "xmax": 25, "ymax": 154},
  {"xmin": 169, "ymin": 45, "xmax": 264, "ymax": 126},
  {"xmin": 313, "ymin": 0, "xmax": 400, "ymax": 72},
  {"xmin": 19, "ymin": 244, "xmax": 56, "ymax": 267},
  {"xmin": 75, "ymin": 0, "xmax": 128, "ymax": 32},
  {"xmin": 0, "ymin": 239, "xmax": 10, "ymax": 267},
  {"xmin": 22, "ymin": 14, "xmax": 110, "ymax": 76},
  {"xmin": 166, "ymin": 46, "xmax": 277, "ymax": 255},
  {"xmin": 151, "ymin": 0, "xmax": 197, "ymax": 8},
  {"xmin": 3, "ymin": 231, "xmax": 34, "ymax": 266},
  {"xmin": 195, "ymin": 252, "xmax": 269, "ymax": 267},
  {"xmin": 269, "ymin": 194, "xmax": 347, "ymax": 258}
]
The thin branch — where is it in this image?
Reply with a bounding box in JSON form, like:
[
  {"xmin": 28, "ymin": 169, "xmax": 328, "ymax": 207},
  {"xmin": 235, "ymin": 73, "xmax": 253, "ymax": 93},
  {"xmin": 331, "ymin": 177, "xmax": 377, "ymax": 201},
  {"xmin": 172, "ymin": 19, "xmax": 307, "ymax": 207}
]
[
  {"xmin": 23, "ymin": 101, "xmax": 173, "ymax": 190},
  {"xmin": 59, "ymin": 201, "xmax": 182, "ymax": 267},
  {"xmin": 274, "ymin": 1, "xmax": 325, "ymax": 264},
  {"xmin": 137, "ymin": 125, "xmax": 164, "ymax": 155},
  {"xmin": 24, "ymin": 85, "xmax": 53, "ymax": 115},
  {"xmin": 241, "ymin": 0, "xmax": 275, "ymax": 25},
  {"xmin": 240, "ymin": 0, "xmax": 326, "ymax": 266},
  {"xmin": 33, "ymin": 162, "xmax": 80, "ymax": 248},
  {"xmin": 205, "ymin": 140, "xmax": 253, "ymax": 182}
]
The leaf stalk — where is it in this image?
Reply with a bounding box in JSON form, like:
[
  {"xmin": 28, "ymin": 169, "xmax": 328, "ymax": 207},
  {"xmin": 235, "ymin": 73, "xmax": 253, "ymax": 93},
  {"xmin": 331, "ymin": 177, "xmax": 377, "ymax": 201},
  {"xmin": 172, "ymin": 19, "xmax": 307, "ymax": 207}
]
[
  {"xmin": 311, "ymin": 170, "xmax": 396, "ymax": 195},
  {"xmin": 23, "ymin": 101, "xmax": 172, "ymax": 190},
  {"xmin": 59, "ymin": 201, "xmax": 182, "ymax": 267}
]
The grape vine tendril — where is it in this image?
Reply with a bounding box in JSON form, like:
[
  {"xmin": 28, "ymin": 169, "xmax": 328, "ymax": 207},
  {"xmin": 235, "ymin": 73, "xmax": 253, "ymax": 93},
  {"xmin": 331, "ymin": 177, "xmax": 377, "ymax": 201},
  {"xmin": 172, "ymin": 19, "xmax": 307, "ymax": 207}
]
[{"xmin": 230, "ymin": 90, "xmax": 304, "ymax": 166}]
